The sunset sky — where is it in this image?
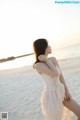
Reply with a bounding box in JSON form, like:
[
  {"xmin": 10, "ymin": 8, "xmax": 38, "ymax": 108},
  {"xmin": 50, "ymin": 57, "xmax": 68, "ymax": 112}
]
[{"xmin": 0, "ymin": 0, "xmax": 80, "ymax": 58}]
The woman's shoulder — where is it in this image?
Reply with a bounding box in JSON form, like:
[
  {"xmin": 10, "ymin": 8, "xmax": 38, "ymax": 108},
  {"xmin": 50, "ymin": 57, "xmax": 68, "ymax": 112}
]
[
  {"xmin": 34, "ymin": 62, "xmax": 49, "ymax": 74},
  {"xmin": 33, "ymin": 62, "xmax": 45, "ymax": 69},
  {"xmin": 49, "ymin": 56, "xmax": 57, "ymax": 61},
  {"xmin": 49, "ymin": 56, "xmax": 58, "ymax": 66}
]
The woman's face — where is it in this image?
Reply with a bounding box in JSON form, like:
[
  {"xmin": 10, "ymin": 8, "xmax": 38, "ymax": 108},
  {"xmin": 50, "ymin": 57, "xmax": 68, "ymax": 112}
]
[{"xmin": 45, "ymin": 45, "xmax": 52, "ymax": 55}]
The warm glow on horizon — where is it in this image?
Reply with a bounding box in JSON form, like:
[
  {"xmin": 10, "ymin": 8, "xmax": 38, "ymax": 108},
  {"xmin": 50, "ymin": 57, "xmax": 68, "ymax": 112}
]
[{"xmin": 0, "ymin": 0, "xmax": 80, "ymax": 69}]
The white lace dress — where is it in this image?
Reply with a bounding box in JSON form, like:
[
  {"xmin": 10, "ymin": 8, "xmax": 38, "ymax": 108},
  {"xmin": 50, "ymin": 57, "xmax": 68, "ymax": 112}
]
[{"xmin": 40, "ymin": 66, "xmax": 72, "ymax": 120}]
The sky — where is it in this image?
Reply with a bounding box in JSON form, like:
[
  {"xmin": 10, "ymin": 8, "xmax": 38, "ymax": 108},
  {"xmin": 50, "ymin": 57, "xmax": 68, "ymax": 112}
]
[{"xmin": 0, "ymin": 0, "xmax": 80, "ymax": 58}]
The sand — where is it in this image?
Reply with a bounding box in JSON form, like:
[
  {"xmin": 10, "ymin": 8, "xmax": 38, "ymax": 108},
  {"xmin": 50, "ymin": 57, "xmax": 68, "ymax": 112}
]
[{"xmin": 0, "ymin": 56, "xmax": 80, "ymax": 120}]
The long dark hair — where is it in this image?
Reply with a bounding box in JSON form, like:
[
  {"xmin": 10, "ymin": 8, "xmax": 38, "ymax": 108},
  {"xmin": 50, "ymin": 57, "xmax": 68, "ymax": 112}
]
[{"xmin": 33, "ymin": 38, "xmax": 48, "ymax": 64}]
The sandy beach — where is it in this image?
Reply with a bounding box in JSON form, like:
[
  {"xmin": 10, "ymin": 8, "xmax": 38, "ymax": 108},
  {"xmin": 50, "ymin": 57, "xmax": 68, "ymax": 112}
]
[{"xmin": 0, "ymin": 56, "xmax": 80, "ymax": 120}]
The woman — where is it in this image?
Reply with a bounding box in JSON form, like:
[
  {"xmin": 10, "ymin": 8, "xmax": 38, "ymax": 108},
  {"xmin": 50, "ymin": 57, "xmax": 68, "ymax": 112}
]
[{"xmin": 33, "ymin": 38, "xmax": 80, "ymax": 120}]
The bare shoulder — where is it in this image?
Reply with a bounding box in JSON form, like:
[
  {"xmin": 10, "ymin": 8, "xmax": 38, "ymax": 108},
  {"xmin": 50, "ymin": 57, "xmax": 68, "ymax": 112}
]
[
  {"xmin": 49, "ymin": 56, "xmax": 58, "ymax": 64},
  {"xmin": 34, "ymin": 62, "xmax": 46, "ymax": 73},
  {"xmin": 49, "ymin": 57, "xmax": 57, "ymax": 60},
  {"xmin": 34, "ymin": 62, "xmax": 43, "ymax": 69}
]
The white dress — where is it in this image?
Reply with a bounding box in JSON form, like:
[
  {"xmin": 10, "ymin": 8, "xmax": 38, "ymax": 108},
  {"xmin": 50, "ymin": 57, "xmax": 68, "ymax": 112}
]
[{"xmin": 40, "ymin": 66, "xmax": 72, "ymax": 120}]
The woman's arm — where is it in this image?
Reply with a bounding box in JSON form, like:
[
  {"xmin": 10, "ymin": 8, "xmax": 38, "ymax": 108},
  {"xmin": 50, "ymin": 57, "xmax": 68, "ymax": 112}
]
[
  {"xmin": 59, "ymin": 72, "xmax": 69, "ymax": 92},
  {"xmin": 34, "ymin": 55, "xmax": 60, "ymax": 78},
  {"xmin": 34, "ymin": 62, "xmax": 59, "ymax": 78},
  {"xmin": 51, "ymin": 57, "xmax": 69, "ymax": 91},
  {"xmin": 38, "ymin": 55, "xmax": 69, "ymax": 92},
  {"xmin": 51, "ymin": 57, "xmax": 72, "ymax": 100},
  {"xmin": 38, "ymin": 55, "xmax": 59, "ymax": 76}
]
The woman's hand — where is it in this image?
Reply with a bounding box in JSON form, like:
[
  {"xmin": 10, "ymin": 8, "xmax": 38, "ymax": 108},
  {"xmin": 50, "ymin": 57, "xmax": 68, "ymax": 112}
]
[
  {"xmin": 38, "ymin": 55, "xmax": 47, "ymax": 62},
  {"xmin": 65, "ymin": 90, "xmax": 72, "ymax": 101}
]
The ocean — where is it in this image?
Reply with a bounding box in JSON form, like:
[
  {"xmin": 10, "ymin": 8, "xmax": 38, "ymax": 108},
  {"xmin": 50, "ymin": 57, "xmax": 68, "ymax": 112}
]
[
  {"xmin": 0, "ymin": 44, "xmax": 80, "ymax": 120},
  {"xmin": 0, "ymin": 43, "xmax": 80, "ymax": 70},
  {"xmin": 53, "ymin": 43, "xmax": 80, "ymax": 60}
]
